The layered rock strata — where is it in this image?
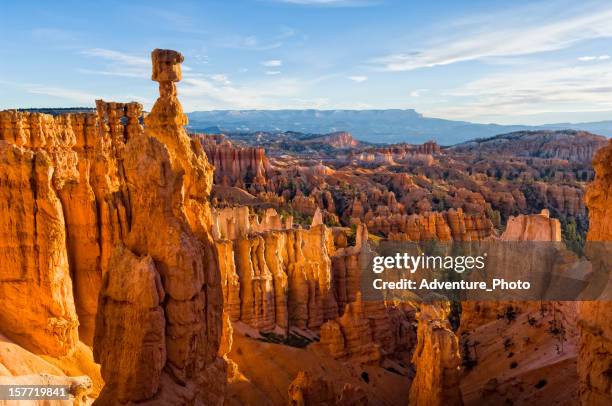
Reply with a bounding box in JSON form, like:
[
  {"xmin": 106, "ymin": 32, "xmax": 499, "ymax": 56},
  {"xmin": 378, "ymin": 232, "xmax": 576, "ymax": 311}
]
[
  {"xmin": 213, "ymin": 206, "xmax": 416, "ymax": 364},
  {"xmin": 0, "ymin": 134, "xmax": 79, "ymax": 356},
  {"xmin": 93, "ymin": 49, "xmax": 225, "ymax": 405},
  {"xmin": 0, "ymin": 99, "xmax": 141, "ymax": 349},
  {"xmin": 579, "ymin": 138, "xmax": 612, "ymax": 405},
  {"xmin": 215, "ymin": 208, "xmax": 337, "ymax": 332},
  {"xmin": 409, "ymin": 302, "xmax": 463, "ymax": 406},
  {"xmin": 198, "ymin": 134, "xmax": 269, "ymax": 190},
  {"xmin": 369, "ymin": 209, "xmax": 494, "ymax": 241}
]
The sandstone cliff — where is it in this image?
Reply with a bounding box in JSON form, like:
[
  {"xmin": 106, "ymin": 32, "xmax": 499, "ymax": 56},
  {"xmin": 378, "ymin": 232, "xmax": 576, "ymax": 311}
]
[
  {"xmin": 92, "ymin": 49, "xmax": 226, "ymax": 405},
  {"xmin": 0, "ymin": 131, "xmax": 79, "ymax": 357},
  {"xmin": 214, "ymin": 208, "xmax": 337, "ymax": 333},
  {"xmin": 579, "ymin": 138, "xmax": 612, "ymax": 405},
  {"xmin": 409, "ymin": 302, "xmax": 463, "ymax": 406},
  {"xmin": 0, "ymin": 48, "xmax": 229, "ymax": 405},
  {"xmin": 211, "ymin": 206, "xmax": 416, "ymax": 367},
  {"xmin": 368, "ymin": 209, "xmax": 494, "ymax": 242},
  {"xmin": 198, "ymin": 134, "xmax": 269, "ymax": 191},
  {"xmin": 0, "ymin": 100, "xmax": 142, "ymax": 350},
  {"xmin": 501, "ymin": 209, "xmax": 561, "ymax": 241},
  {"xmin": 0, "ymin": 88, "xmax": 140, "ymax": 404}
]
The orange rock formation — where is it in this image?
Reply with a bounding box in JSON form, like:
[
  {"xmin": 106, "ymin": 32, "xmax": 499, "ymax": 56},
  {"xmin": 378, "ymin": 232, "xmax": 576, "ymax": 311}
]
[
  {"xmin": 501, "ymin": 209, "xmax": 561, "ymax": 241},
  {"xmin": 198, "ymin": 134, "xmax": 269, "ymax": 190},
  {"xmin": 409, "ymin": 302, "xmax": 463, "ymax": 406},
  {"xmin": 288, "ymin": 370, "xmax": 368, "ymax": 405},
  {"xmin": 579, "ymin": 138, "xmax": 612, "ymax": 405},
  {"xmin": 92, "ymin": 49, "xmax": 226, "ymax": 405}
]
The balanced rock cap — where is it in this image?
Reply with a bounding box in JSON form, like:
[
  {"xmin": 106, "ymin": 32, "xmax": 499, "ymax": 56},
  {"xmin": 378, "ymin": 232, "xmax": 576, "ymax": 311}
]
[{"xmin": 151, "ymin": 49, "xmax": 184, "ymax": 83}]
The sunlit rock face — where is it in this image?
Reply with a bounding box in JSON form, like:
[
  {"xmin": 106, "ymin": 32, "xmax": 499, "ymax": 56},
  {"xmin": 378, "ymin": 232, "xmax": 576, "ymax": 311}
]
[
  {"xmin": 0, "ymin": 70, "xmax": 172, "ymax": 402},
  {"xmin": 0, "ymin": 100, "xmax": 144, "ymax": 351},
  {"xmin": 213, "ymin": 206, "xmax": 338, "ymax": 333},
  {"xmin": 93, "ymin": 49, "xmax": 226, "ymax": 405},
  {"xmin": 501, "ymin": 209, "xmax": 561, "ymax": 241},
  {"xmin": 579, "ymin": 138, "xmax": 612, "ymax": 406},
  {"xmin": 197, "ymin": 134, "xmax": 269, "ymax": 191},
  {"xmin": 211, "ymin": 207, "xmax": 417, "ymax": 364},
  {"xmin": 369, "ymin": 209, "xmax": 494, "ymax": 242},
  {"xmin": 0, "ymin": 125, "xmax": 79, "ymax": 357},
  {"xmin": 409, "ymin": 302, "xmax": 463, "ymax": 406}
]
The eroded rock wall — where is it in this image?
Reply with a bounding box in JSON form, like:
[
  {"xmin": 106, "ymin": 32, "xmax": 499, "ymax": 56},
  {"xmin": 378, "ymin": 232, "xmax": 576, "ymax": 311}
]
[
  {"xmin": 0, "ymin": 130, "xmax": 79, "ymax": 356},
  {"xmin": 579, "ymin": 138, "xmax": 612, "ymax": 406},
  {"xmin": 214, "ymin": 208, "xmax": 337, "ymax": 332},
  {"xmin": 0, "ymin": 99, "xmax": 144, "ymax": 350},
  {"xmin": 197, "ymin": 134, "xmax": 269, "ymax": 190},
  {"xmin": 2, "ymin": 50, "xmax": 225, "ymax": 404},
  {"xmin": 92, "ymin": 49, "xmax": 225, "ymax": 405},
  {"xmin": 369, "ymin": 209, "xmax": 494, "ymax": 242},
  {"xmin": 409, "ymin": 302, "xmax": 463, "ymax": 406}
]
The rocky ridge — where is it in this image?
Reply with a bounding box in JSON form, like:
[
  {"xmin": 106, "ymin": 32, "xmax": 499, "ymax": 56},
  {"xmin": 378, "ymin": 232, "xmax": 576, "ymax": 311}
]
[
  {"xmin": 579, "ymin": 137, "xmax": 612, "ymax": 405},
  {"xmin": 0, "ymin": 49, "xmax": 226, "ymax": 405}
]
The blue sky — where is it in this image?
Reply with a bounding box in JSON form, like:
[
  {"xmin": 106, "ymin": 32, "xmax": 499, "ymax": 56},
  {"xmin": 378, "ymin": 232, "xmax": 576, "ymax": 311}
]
[{"xmin": 2, "ymin": 0, "xmax": 612, "ymax": 124}]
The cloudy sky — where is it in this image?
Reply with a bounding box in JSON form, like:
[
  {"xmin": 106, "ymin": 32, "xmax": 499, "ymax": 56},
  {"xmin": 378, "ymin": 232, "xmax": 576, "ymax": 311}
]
[{"xmin": 2, "ymin": 0, "xmax": 612, "ymax": 124}]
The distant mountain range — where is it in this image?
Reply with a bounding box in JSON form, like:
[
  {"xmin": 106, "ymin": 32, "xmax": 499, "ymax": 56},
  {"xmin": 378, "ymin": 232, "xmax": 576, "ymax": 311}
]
[{"xmin": 187, "ymin": 109, "xmax": 612, "ymax": 145}]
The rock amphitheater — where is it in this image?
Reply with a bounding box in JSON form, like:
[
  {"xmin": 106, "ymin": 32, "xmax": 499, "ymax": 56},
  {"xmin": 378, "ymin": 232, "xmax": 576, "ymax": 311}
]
[{"xmin": 0, "ymin": 48, "xmax": 609, "ymax": 405}]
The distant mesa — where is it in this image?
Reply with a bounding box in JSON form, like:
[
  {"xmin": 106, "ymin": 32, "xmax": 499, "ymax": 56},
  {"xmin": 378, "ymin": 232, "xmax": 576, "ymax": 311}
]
[{"xmin": 187, "ymin": 109, "xmax": 612, "ymax": 145}]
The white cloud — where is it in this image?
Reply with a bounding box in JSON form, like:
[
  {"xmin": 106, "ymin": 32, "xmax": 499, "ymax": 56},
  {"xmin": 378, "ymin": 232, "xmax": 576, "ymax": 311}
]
[
  {"xmin": 76, "ymin": 68, "xmax": 145, "ymax": 78},
  {"xmin": 180, "ymin": 76, "xmax": 310, "ymax": 110},
  {"xmin": 82, "ymin": 48, "xmax": 149, "ymax": 67},
  {"xmin": 208, "ymin": 74, "xmax": 231, "ymax": 85},
  {"xmin": 348, "ymin": 75, "xmax": 368, "ymax": 82},
  {"xmin": 216, "ymin": 35, "xmax": 282, "ymax": 50},
  {"xmin": 266, "ymin": 70, "xmax": 282, "ymax": 75},
  {"xmin": 25, "ymin": 85, "xmax": 99, "ymax": 104},
  {"xmin": 191, "ymin": 54, "xmax": 209, "ymax": 65},
  {"xmin": 427, "ymin": 61, "xmax": 612, "ymax": 121},
  {"xmin": 80, "ymin": 48, "xmax": 150, "ymax": 78},
  {"xmin": 371, "ymin": 3, "xmax": 612, "ymax": 71},
  {"xmin": 578, "ymin": 54, "xmax": 610, "ymax": 61},
  {"xmin": 5, "ymin": 81, "xmax": 151, "ymax": 106},
  {"xmin": 215, "ymin": 26, "xmax": 297, "ymax": 51},
  {"xmin": 262, "ymin": 59, "xmax": 283, "ymax": 67},
  {"xmin": 409, "ymin": 89, "xmax": 428, "ymax": 97}
]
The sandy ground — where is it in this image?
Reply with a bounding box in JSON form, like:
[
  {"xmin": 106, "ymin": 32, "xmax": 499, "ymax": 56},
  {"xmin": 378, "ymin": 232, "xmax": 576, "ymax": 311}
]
[
  {"xmin": 460, "ymin": 303, "xmax": 579, "ymax": 405},
  {"xmin": 226, "ymin": 331, "xmax": 411, "ymax": 406}
]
